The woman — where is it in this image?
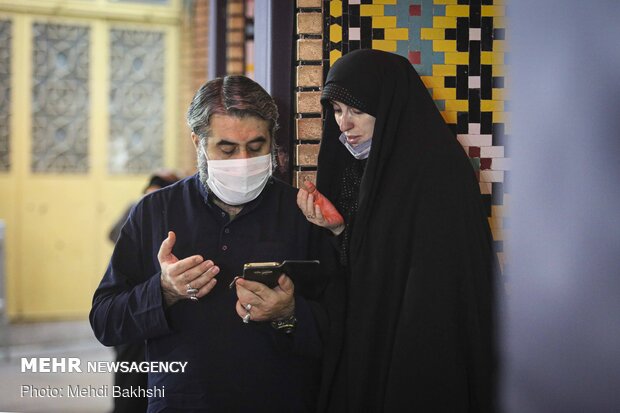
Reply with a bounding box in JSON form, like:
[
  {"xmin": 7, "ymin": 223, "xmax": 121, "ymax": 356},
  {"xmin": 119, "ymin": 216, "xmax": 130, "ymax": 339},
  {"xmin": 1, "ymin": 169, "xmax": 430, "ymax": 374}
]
[{"xmin": 297, "ymin": 49, "xmax": 496, "ymax": 412}]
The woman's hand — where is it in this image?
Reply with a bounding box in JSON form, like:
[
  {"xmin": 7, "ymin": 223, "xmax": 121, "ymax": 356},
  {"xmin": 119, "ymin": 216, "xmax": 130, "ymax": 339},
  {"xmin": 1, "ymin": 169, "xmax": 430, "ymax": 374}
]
[{"xmin": 297, "ymin": 181, "xmax": 345, "ymax": 236}]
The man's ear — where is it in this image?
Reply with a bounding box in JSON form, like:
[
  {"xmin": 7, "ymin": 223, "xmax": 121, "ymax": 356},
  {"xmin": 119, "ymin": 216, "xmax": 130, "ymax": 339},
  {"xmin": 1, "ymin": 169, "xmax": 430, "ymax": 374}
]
[{"xmin": 191, "ymin": 132, "xmax": 200, "ymax": 150}]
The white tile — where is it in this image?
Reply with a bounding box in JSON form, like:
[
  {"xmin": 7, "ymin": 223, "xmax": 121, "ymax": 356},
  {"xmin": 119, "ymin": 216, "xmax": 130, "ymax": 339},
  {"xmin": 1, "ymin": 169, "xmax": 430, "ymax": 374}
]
[
  {"xmin": 349, "ymin": 27, "xmax": 360, "ymax": 41},
  {"xmin": 457, "ymin": 134, "xmax": 493, "ymax": 147},
  {"xmin": 491, "ymin": 157, "xmax": 511, "ymax": 170},
  {"xmin": 470, "ymin": 28, "xmax": 481, "ymax": 41},
  {"xmin": 469, "ymin": 76, "xmax": 481, "ymax": 89},
  {"xmin": 480, "ymin": 146, "xmax": 504, "ymax": 158},
  {"xmin": 480, "ymin": 170, "xmax": 504, "ymax": 183},
  {"xmin": 349, "ymin": 0, "xmax": 361, "ymax": 4},
  {"xmin": 468, "ymin": 123, "xmax": 481, "ymax": 134}
]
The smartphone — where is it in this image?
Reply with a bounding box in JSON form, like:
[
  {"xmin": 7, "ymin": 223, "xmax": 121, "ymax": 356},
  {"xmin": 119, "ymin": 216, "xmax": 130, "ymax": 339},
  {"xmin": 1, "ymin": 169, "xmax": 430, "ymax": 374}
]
[{"xmin": 242, "ymin": 260, "xmax": 320, "ymax": 288}]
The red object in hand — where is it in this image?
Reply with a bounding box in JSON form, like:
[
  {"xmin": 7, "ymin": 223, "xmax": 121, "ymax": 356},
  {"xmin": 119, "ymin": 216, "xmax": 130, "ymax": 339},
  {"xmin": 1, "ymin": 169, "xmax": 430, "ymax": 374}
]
[{"xmin": 304, "ymin": 181, "xmax": 345, "ymax": 227}]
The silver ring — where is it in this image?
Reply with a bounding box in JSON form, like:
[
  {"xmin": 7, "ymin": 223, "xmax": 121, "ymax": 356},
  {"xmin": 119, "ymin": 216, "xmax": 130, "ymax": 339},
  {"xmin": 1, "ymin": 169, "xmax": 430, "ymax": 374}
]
[
  {"xmin": 189, "ymin": 295, "xmax": 199, "ymax": 301},
  {"xmin": 186, "ymin": 287, "xmax": 199, "ymax": 295},
  {"xmin": 242, "ymin": 313, "xmax": 251, "ymax": 324},
  {"xmin": 244, "ymin": 303, "xmax": 252, "ymax": 311}
]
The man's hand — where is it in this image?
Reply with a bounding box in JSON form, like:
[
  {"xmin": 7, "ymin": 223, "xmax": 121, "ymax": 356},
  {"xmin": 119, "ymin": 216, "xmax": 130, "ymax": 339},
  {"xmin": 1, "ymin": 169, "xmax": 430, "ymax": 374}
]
[
  {"xmin": 234, "ymin": 274, "xmax": 295, "ymax": 322},
  {"xmin": 158, "ymin": 231, "xmax": 219, "ymax": 306},
  {"xmin": 297, "ymin": 181, "xmax": 345, "ymax": 236}
]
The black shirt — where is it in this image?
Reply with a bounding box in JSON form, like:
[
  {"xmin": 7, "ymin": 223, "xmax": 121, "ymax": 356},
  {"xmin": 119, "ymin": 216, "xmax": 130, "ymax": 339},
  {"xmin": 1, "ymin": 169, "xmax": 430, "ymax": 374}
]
[{"xmin": 90, "ymin": 175, "xmax": 322, "ymax": 412}]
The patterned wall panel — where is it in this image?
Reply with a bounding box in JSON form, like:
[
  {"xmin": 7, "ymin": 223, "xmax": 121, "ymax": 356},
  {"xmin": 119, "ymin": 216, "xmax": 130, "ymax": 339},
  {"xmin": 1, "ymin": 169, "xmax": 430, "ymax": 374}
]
[
  {"xmin": 109, "ymin": 29, "xmax": 165, "ymax": 174},
  {"xmin": 32, "ymin": 23, "xmax": 90, "ymax": 173},
  {"xmin": 322, "ymin": 0, "xmax": 507, "ymax": 265},
  {"xmin": 0, "ymin": 19, "xmax": 11, "ymax": 172}
]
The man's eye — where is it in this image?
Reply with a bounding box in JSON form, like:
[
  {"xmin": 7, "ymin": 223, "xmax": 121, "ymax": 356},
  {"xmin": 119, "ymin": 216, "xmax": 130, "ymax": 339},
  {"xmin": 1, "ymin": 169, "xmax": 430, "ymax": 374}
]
[{"xmin": 220, "ymin": 147, "xmax": 235, "ymax": 155}]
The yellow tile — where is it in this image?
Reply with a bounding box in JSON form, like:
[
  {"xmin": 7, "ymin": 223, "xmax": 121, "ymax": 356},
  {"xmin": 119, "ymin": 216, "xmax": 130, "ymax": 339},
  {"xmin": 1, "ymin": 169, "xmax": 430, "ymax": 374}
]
[
  {"xmin": 432, "ymin": 87, "xmax": 456, "ymax": 100},
  {"xmin": 445, "ymin": 52, "xmax": 469, "ymax": 65},
  {"xmin": 491, "ymin": 226, "xmax": 504, "ymax": 241},
  {"xmin": 330, "ymin": 24, "xmax": 342, "ymax": 43},
  {"xmin": 492, "ymin": 64, "xmax": 506, "ymax": 76},
  {"xmin": 372, "ymin": 16, "xmax": 397, "ymax": 28},
  {"xmin": 330, "ymin": 0, "xmax": 342, "ymax": 18},
  {"xmin": 440, "ymin": 111, "xmax": 458, "ymax": 124},
  {"xmin": 433, "ymin": 16, "xmax": 457, "ymax": 28},
  {"xmin": 360, "ymin": 4, "xmax": 384, "ymax": 16},
  {"xmin": 482, "ymin": 5, "xmax": 506, "ymax": 17},
  {"xmin": 372, "ymin": 39, "xmax": 397, "ymax": 52},
  {"xmin": 420, "ymin": 76, "xmax": 445, "ymax": 88},
  {"xmin": 491, "ymin": 205, "xmax": 505, "ymax": 218},
  {"xmin": 493, "ymin": 111, "xmax": 506, "ymax": 123},
  {"xmin": 384, "ymin": 28, "xmax": 409, "ymax": 41},
  {"xmin": 492, "ymin": 88, "xmax": 506, "ymax": 101},
  {"xmin": 445, "ymin": 100, "xmax": 469, "ymax": 111},
  {"xmin": 481, "ymin": 100, "xmax": 504, "ymax": 112},
  {"xmin": 434, "ymin": 0, "xmax": 458, "ymax": 4},
  {"xmin": 432, "ymin": 64, "xmax": 456, "ymax": 76},
  {"xmin": 445, "ymin": 5, "xmax": 469, "ymax": 17},
  {"xmin": 433, "ymin": 39, "xmax": 456, "ymax": 52},
  {"xmin": 372, "ymin": 0, "xmax": 396, "ymax": 4},
  {"xmin": 481, "ymin": 51, "xmax": 504, "ymax": 65},
  {"xmin": 494, "ymin": 0, "xmax": 506, "ymax": 4},
  {"xmin": 493, "ymin": 40, "xmax": 506, "ymax": 52},
  {"xmin": 494, "ymin": 16, "xmax": 507, "ymax": 28},
  {"xmin": 488, "ymin": 216, "xmax": 503, "ymax": 229},
  {"xmin": 330, "ymin": 49, "xmax": 342, "ymax": 67},
  {"xmin": 421, "ymin": 28, "xmax": 445, "ymax": 40}
]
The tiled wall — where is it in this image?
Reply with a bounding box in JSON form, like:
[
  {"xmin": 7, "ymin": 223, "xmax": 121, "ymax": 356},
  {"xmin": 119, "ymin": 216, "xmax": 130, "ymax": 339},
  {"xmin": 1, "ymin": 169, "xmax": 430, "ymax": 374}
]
[{"xmin": 294, "ymin": 0, "xmax": 507, "ymax": 267}]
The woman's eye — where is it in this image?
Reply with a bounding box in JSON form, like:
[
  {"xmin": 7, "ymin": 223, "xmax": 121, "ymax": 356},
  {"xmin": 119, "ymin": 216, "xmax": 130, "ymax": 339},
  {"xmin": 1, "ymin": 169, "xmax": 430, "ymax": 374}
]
[
  {"xmin": 352, "ymin": 109, "xmax": 363, "ymax": 115},
  {"xmin": 333, "ymin": 107, "xmax": 341, "ymax": 113}
]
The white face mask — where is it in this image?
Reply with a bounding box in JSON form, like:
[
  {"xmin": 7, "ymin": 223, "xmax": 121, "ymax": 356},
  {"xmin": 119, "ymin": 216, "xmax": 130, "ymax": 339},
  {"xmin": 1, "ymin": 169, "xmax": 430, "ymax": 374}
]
[
  {"xmin": 339, "ymin": 133, "xmax": 372, "ymax": 160},
  {"xmin": 202, "ymin": 147, "xmax": 272, "ymax": 205}
]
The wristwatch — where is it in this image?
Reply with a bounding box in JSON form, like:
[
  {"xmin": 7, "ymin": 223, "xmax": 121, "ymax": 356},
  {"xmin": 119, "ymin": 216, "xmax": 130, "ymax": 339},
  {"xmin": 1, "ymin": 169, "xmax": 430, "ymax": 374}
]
[{"xmin": 270, "ymin": 314, "xmax": 297, "ymax": 334}]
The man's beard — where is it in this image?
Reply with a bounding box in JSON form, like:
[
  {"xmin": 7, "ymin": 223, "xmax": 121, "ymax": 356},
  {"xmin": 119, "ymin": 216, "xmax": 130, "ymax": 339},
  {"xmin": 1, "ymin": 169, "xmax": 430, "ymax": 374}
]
[{"xmin": 196, "ymin": 149, "xmax": 210, "ymax": 192}]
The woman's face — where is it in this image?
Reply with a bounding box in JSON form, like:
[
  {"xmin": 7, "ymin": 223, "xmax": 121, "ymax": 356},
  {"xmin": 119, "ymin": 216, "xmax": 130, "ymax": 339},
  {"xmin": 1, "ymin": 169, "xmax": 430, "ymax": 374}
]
[{"xmin": 331, "ymin": 100, "xmax": 376, "ymax": 147}]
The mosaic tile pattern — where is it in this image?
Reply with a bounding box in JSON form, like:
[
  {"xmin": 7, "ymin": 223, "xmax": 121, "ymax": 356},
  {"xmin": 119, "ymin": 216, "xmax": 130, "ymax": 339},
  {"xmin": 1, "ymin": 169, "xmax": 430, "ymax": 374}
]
[
  {"xmin": 323, "ymin": 0, "xmax": 507, "ymax": 259},
  {"xmin": 32, "ymin": 23, "xmax": 90, "ymax": 173},
  {"xmin": 109, "ymin": 29, "xmax": 164, "ymax": 174},
  {"xmin": 0, "ymin": 19, "xmax": 11, "ymax": 171}
]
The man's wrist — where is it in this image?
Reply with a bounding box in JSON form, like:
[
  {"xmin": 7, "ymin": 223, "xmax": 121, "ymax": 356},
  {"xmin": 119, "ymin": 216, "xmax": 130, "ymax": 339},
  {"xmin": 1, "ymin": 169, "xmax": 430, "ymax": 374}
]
[{"xmin": 270, "ymin": 314, "xmax": 297, "ymax": 334}]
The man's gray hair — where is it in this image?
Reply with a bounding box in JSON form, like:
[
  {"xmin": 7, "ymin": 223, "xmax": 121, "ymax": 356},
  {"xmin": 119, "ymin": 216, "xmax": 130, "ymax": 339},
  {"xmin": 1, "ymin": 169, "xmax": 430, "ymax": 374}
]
[{"xmin": 187, "ymin": 75, "xmax": 279, "ymax": 145}]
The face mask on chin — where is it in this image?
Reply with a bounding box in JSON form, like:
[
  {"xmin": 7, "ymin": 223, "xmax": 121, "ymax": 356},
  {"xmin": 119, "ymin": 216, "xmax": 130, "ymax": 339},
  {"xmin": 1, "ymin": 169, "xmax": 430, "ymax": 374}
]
[
  {"xmin": 201, "ymin": 147, "xmax": 272, "ymax": 205},
  {"xmin": 339, "ymin": 133, "xmax": 372, "ymax": 160}
]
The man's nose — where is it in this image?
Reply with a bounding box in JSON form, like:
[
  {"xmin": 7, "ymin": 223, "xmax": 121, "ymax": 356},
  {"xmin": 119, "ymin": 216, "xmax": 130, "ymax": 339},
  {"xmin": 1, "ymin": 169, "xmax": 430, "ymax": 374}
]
[{"xmin": 236, "ymin": 149, "xmax": 251, "ymax": 159}]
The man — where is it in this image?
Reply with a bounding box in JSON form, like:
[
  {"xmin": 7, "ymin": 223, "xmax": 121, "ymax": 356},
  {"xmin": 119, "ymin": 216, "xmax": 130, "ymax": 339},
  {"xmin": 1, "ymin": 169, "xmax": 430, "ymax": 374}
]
[{"xmin": 90, "ymin": 76, "xmax": 323, "ymax": 412}]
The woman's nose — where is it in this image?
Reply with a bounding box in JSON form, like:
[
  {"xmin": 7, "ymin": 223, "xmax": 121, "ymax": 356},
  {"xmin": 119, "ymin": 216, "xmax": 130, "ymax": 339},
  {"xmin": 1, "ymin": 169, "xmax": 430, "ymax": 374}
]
[{"xmin": 339, "ymin": 113, "xmax": 352, "ymax": 132}]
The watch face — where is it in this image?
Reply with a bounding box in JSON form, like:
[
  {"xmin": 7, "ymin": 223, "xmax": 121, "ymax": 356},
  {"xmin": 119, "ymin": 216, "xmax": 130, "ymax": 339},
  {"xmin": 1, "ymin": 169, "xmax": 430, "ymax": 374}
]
[{"xmin": 271, "ymin": 315, "xmax": 297, "ymax": 334}]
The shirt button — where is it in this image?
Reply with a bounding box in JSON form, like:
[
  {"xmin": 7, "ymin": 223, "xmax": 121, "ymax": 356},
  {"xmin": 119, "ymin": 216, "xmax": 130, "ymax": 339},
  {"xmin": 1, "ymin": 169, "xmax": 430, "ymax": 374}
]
[
  {"xmin": 222, "ymin": 245, "xmax": 228, "ymax": 251},
  {"xmin": 224, "ymin": 228, "xmax": 230, "ymax": 234}
]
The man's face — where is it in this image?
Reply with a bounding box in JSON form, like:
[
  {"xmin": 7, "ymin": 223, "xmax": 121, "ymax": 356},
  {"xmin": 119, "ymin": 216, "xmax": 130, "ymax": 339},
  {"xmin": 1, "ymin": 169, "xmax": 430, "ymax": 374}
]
[{"xmin": 192, "ymin": 114, "xmax": 271, "ymax": 160}]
